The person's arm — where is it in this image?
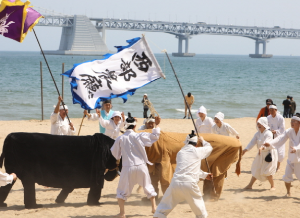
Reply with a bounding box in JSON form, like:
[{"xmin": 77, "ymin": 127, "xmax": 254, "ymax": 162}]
[
  {"xmin": 262, "ymin": 131, "xmax": 276, "ymax": 151},
  {"xmin": 275, "ymin": 117, "xmax": 285, "ymax": 135},
  {"xmin": 54, "ymin": 96, "xmax": 63, "ymax": 114},
  {"xmin": 256, "ymin": 108, "xmax": 264, "ymax": 122},
  {"xmin": 84, "ymin": 110, "xmax": 100, "ymax": 121},
  {"xmin": 226, "ymin": 123, "xmax": 239, "ymax": 139},
  {"xmin": 295, "ymin": 102, "xmax": 296, "ymax": 111},
  {"xmin": 0, "ymin": 172, "xmax": 16, "ymax": 186},
  {"xmin": 68, "ymin": 122, "xmax": 76, "ymax": 135},
  {"xmin": 265, "ymin": 130, "xmax": 289, "ymax": 149},
  {"xmin": 110, "ymin": 138, "xmax": 122, "ymax": 160},
  {"xmin": 196, "ymin": 138, "xmax": 213, "ymax": 159},
  {"xmin": 99, "ymin": 116, "xmax": 110, "ymax": 128},
  {"xmin": 191, "ymin": 95, "xmax": 194, "ymax": 104},
  {"xmin": 242, "ymin": 133, "xmax": 258, "ymax": 155}
]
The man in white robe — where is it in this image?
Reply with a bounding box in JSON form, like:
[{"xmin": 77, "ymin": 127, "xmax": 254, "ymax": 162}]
[
  {"xmin": 153, "ymin": 131, "xmax": 213, "ymax": 218},
  {"xmin": 265, "ymin": 114, "xmax": 300, "ymax": 197},
  {"xmin": 267, "ymin": 105, "xmax": 285, "ymax": 170},
  {"xmin": 138, "ymin": 117, "xmax": 155, "ymax": 131},
  {"xmin": 50, "ymin": 96, "xmax": 76, "ymax": 135},
  {"xmin": 195, "ymin": 106, "xmax": 214, "ymax": 134},
  {"xmin": 111, "ymin": 113, "xmax": 161, "ymax": 218},
  {"xmin": 212, "ymin": 112, "xmax": 239, "ymax": 139},
  {"xmin": 0, "ymin": 172, "xmax": 17, "ymax": 207}
]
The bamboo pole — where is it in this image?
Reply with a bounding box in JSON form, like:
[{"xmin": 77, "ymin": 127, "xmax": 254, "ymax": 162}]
[
  {"xmin": 40, "ymin": 61, "xmax": 44, "ymax": 121},
  {"xmin": 77, "ymin": 114, "xmax": 85, "ymax": 136},
  {"xmin": 164, "ymin": 51, "xmax": 216, "ymax": 194}
]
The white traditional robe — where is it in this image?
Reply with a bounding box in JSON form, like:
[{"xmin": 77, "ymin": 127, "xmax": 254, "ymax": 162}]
[
  {"xmin": 138, "ymin": 125, "xmax": 146, "ymax": 130},
  {"xmin": 0, "ymin": 171, "xmax": 13, "ymax": 187},
  {"xmin": 270, "ymin": 128, "xmax": 300, "ymax": 182},
  {"xmin": 111, "ymin": 127, "xmax": 160, "ymax": 200},
  {"xmin": 245, "ymin": 129, "xmax": 278, "ymax": 181},
  {"xmin": 154, "ymin": 140, "xmax": 213, "ymax": 218},
  {"xmin": 267, "ymin": 113, "xmax": 285, "ymax": 162},
  {"xmin": 195, "ymin": 117, "xmax": 214, "ymax": 134},
  {"xmin": 212, "ymin": 122, "xmax": 239, "ymax": 137},
  {"xmin": 50, "ymin": 113, "xmax": 76, "ymax": 135},
  {"xmin": 99, "ymin": 116, "xmax": 124, "ymax": 139}
]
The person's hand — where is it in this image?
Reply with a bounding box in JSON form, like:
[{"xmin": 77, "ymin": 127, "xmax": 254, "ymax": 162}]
[
  {"xmin": 10, "ymin": 173, "xmax": 17, "ymax": 181},
  {"xmin": 291, "ymin": 146, "xmax": 296, "ymax": 153},
  {"xmin": 205, "ymin": 173, "xmax": 213, "ymax": 181},
  {"xmin": 96, "ymin": 109, "xmax": 101, "ymax": 117},
  {"xmin": 121, "ymin": 112, "xmax": 125, "ymax": 121},
  {"xmin": 271, "ymin": 130, "xmax": 276, "ymax": 135},
  {"xmin": 264, "ymin": 143, "xmax": 271, "ymax": 147},
  {"xmin": 69, "ymin": 122, "xmax": 74, "ymax": 130},
  {"xmin": 236, "ymin": 136, "xmax": 240, "ymax": 139},
  {"xmin": 58, "ymin": 96, "xmax": 63, "ymax": 102},
  {"xmin": 258, "ymin": 147, "xmax": 265, "ymax": 155},
  {"xmin": 242, "ymin": 149, "xmax": 247, "ymax": 156},
  {"xmin": 84, "ymin": 110, "xmax": 88, "ymax": 115},
  {"xmin": 155, "ymin": 116, "xmax": 161, "ymax": 126},
  {"xmin": 198, "ymin": 136, "xmax": 204, "ymax": 143}
]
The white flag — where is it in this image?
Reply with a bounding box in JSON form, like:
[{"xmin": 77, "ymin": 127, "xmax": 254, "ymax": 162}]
[{"xmin": 63, "ymin": 36, "xmax": 165, "ymax": 110}]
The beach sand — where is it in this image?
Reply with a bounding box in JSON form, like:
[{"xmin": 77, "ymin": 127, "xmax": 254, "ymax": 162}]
[{"xmin": 0, "ymin": 117, "xmax": 299, "ymax": 218}]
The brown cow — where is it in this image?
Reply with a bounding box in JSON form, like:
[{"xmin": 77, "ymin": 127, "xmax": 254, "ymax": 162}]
[{"xmin": 142, "ymin": 131, "xmax": 242, "ymax": 201}]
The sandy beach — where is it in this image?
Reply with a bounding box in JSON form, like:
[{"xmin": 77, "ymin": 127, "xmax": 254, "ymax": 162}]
[{"xmin": 0, "ymin": 117, "xmax": 299, "ymax": 218}]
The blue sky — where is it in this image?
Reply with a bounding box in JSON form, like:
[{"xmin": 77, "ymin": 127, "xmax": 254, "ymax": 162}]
[{"xmin": 1, "ymin": 0, "xmax": 300, "ymax": 55}]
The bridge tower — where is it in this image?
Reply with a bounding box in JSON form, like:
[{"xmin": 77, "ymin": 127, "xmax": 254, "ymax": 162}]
[
  {"xmin": 172, "ymin": 34, "xmax": 195, "ymax": 57},
  {"xmin": 249, "ymin": 39, "xmax": 273, "ymax": 58},
  {"xmin": 44, "ymin": 15, "xmax": 109, "ymax": 56}
]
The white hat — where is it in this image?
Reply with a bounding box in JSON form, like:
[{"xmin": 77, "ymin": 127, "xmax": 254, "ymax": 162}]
[
  {"xmin": 214, "ymin": 112, "xmax": 224, "ymax": 122},
  {"xmin": 111, "ymin": 111, "xmax": 122, "ymax": 118},
  {"xmin": 269, "ymin": 105, "xmax": 277, "ymax": 110},
  {"xmin": 59, "ymin": 105, "xmax": 68, "ymax": 110},
  {"xmin": 197, "ymin": 106, "xmax": 207, "ymax": 116},
  {"xmin": 257, "ymin": 117, "xmax": 269, "ymax": 129},
  {"xmin": 144, "ymin": 93, "xmax": 147, "ymax": 96},
  {"xmin": 292, "ymin": 116, "xmax": 300, "ymax": 122}
]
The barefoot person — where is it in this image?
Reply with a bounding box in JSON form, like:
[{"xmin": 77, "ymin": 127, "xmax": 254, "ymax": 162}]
[
  {"xmin": 153, "ymin": 131, "xmax": 213, "ymax": 218},
  {"xmin": 264, "ymin": 113, "xmax": 300, "ymax": 197},
  {"xmin": 242, "ymin": 117, "xmax": 278, "ymax": 190},
  {"xmin": 0, "ymin": 172, "xmax": 17, "ymax": 207},
  {"xmin": 212, "ymin": 112, "xmax": 239, "ymax": 139},
  {"xmin": 195, "ymin": 106, "xmax": 214, "ymax": 133},
  {"xmin": 111, "ymin": 113, "xmax": 161, "ymax": 218},
  {"xmin": 51, "ymin": 96, "xmax": 75, "ymax": 135},
  {"xmin": 267, "ymin": 105, "xmax": 285, "ymax": 171}
]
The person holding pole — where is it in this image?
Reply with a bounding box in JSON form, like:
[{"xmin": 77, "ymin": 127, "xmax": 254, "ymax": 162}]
[
  {"xmin": 84, "ymin": 100, "xmax": 114, "ymax": 133},
  {"xmin": 153, "ymin": 131, "xmax": 213, "ymax": 218},
  {"xmin": 50, "ymin": 96, "xmax": 75, "ymax": 135}
]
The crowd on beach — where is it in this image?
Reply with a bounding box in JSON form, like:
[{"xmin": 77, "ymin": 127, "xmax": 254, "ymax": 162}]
[{"xmin": 1, "ymin": 93, "xmax": 300, "ymax": 218}]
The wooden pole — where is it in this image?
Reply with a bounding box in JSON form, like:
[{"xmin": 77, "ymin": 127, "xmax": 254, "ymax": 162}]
[
  {"xmin": 62, "ymin": 63, "xmax": 64, "ymax": 99},
  {"xmin": 40, "ymin": 61, "xmax": 44, "ymax": 121},
  {"xmin": 77, "ymin": 114, "xmax": 85, "ymax": 136},
  {"xmin": 33, "ymin": 28, "xmax": 71, "ymax": 124},
  {"xmin": 164, "ymin": 51, "xmax": 216, "ymax": 193}
]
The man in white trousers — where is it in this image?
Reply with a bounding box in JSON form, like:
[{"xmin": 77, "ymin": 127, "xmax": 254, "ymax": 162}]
[
  {"xmin": 267, "ymin": 105, "xmax": 285, "ymax": 171},
  {"xmin": 153, "ymin": 131, "xmax": 213, "ymax": 218},
  {"xmin": 111, "ymin": 113, "xmax": 161, "ymax": 218},
  {"xmin": 265, "ymin": 113, "xmax": 300, "ymax": 197},
  {"xmin": 0, "ymin": 171, "xmax": 17, "ymax": 207}
]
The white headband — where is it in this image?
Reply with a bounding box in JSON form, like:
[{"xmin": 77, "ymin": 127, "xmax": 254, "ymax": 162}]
[
  {"xmin": 269, "ymin": 105, "xmax": 277, "ymax": 110},
  {"xmin": 146, "ymin": 118, "xmax": 155, "ymax": 123},
  {"xmin": 59, "ymin": 105, "xmax": 68, "ymax": 110},
  {"xmin": 124, "ymin": 121, "xmax": 137, "ymax": 129},
  {"xmin": 184, "ymin": 135, "xmax": 198, "ymax": 145},
  {"xmin": 292, "ymin": 116, "xmax": 300, "ymax": 122}
]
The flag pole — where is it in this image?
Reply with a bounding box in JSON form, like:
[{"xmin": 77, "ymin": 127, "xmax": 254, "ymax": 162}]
[
  {"xmin": 163, "ymin": 51, "xmax": 216, "ymax": 194},
  {"xmin": 77, "ymin": 114, "xmax": 85, "ymax": 136},
  {"xmin": 33, "ymin": 28, "xmax": 71, "ymax": 124}
]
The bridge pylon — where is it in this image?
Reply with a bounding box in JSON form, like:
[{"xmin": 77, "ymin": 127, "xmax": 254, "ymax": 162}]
[
  {"xmin": 249, "ymin": 39, "xmax": 273, "ymax": 58},
  {"xmin": 172, "ymin": 34, "xmax": 195, "ymax": 57}
]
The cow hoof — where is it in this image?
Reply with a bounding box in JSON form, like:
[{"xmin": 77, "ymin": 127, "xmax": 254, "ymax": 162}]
[
  {"xmin": 55, "ymin": 199, "xmax": 65, "ymax": 204},
  {"xmin": 87, "ymin": 202, "xmax": 102, "ymax": 206},
  {"xmin": 25, "ymin": 204, "xmax": 43, "ymax": 209},
  {"xmin": 0, "ymin": 203, "xmax": 7, "ymax": 207}
]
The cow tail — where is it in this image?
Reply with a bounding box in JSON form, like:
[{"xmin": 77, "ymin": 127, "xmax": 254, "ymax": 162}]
[
  {"xmin": 235, "ymin": 146, "xmax": 242, "ymax": 176},
  {"xmin": 0, "ymin": 153, "xmax": 4, "ymax": 168}
]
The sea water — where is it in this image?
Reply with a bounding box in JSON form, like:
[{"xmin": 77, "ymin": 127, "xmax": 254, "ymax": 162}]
[{"xmin": 0, "ymin": 51, "xmax": 299, "ymax": 120}]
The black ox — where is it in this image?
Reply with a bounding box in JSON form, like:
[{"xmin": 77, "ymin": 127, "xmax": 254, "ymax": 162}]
[{"xmin": 0, "ymin": 132, "xmax": 119, "ymax": 209}]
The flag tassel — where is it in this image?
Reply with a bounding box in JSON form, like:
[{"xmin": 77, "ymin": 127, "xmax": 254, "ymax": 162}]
[
  {"xmin": 33, "ymin": 28, "xmax": 71, "ymax": 124},
  {"xmin": 163, "ymin": 51, "xmax": 216, "ymax": 195}
]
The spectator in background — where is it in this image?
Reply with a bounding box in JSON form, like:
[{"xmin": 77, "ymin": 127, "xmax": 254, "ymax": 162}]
[
  {"xmin": 183, "ymin": 92, "xmax": 194, "ymax": 119},
  {"xmin": 290, "ymin": 96, "xmax": 296, "ymax": 117},
  {"xmin": 142, "ymin": 94, "xmax": 149, "ymax": 118},
  {"xmin": 282, "ymin": 96, "xmax": 291, "ymax": 118},
  {"xmin": 256, "ymin": 99, "xmax": 273, "ymax": 122}
]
